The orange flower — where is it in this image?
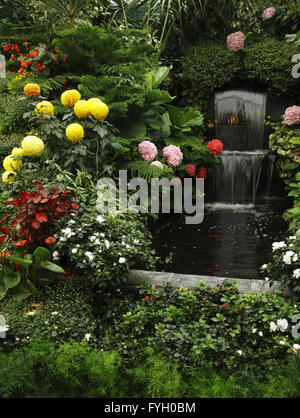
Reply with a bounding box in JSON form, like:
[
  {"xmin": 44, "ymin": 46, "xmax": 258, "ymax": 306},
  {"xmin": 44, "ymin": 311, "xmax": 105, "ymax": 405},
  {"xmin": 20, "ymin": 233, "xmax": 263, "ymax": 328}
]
[
  {"xmin": 24, "ymin": 83, "xmax": 41, "ymax": 97},
  {"xmin": 14, "ymin": 240, "xmax": 27, "ymax": 247},
  {"xmin": 45, "ymin": 236, "xmax": 56, "ymax": 245}
]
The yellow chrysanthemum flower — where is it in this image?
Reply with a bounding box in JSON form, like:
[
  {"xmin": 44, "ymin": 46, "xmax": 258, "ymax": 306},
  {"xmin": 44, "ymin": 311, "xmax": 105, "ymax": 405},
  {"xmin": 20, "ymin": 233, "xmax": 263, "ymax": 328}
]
[
  {"xmin": 61, "ymin": 90, "xmax": 81, "ymax": 108},
  {"xmin": 11, "ymin": 148, "xmax": 24, "ymax": 157},
  {"xmin": 24, "ymin": 83, "xmax": 41, "ymax": 97},
  {"xmin": 66, "ymin": 123, "xmax": 84, "ymax": 143},
  {"xmin": 90, "ymin": 101, "xmax": 109, "ymax": 121},
  {"xmin": 35, "ymin": 101, "xmax": 54, "ymax": 119},
  {"xmin": 74, "ymin": 100, "xmax": 90, "ymax": 119},
  {"xmin": 2, "ymin": 171, "xmax": 16, "ymax": 183},
  {"xmin": 88, "ymin": 98, "xmax": 103, "ymax": 108},
  {"xmin": 21, "ymin": 136, "xmax": 45, "ymax": 157},
  {"xmin": 3, "ymin": 155, "xmax": 22, "ymax": 171}
]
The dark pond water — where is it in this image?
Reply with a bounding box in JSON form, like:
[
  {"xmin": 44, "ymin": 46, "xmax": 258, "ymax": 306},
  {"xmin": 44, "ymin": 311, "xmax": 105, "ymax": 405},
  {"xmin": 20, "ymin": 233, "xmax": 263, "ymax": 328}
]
[{"xmin": 150, "ymin": 198, "xmax": 289, "ymax": 280}]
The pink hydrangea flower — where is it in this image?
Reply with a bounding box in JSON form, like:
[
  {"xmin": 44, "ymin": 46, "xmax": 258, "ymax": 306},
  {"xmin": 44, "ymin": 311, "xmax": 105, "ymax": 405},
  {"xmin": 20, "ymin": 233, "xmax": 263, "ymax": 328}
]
[
  {"xmin": 138, "ymin": 141, "xmax": 158, "ymax": 162},
  {"xmin": 163, "ymin": 145, "xmax": 183, "ymax": 168},
  {"xmin": 284, "ymin": 106, "xmax": 300, "ymax": 126},
  {"xmin": 227, "ymin": 31, "xmax": 246, "ymax": 52},
  {"xmin": 151, "ymin": 161, "xmax": 164, "ymax": 169},
  {"xmin": 170, "ymin": 177, "xmax": 182, "ymax": 187},
  {"xmin": 262, "ymin": 7, "xmax": 276, "ymax": 21}
]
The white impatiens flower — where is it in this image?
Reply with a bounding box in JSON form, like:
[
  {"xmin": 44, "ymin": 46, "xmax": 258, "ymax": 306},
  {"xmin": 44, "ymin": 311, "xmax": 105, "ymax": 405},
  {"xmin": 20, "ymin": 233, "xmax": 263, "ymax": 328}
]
[
  {"xmin": 270, "ymin": 321, "xmax": 277, "ymax": 332},
  {"xmin": 85, "ymin": 333, "xmax": 91, "ymax": 342},
  {"xmin": 51, "ymin": 312, "xmax": 58, "ymax": 316},
  {"xmin": 283, "ymin": 251, "xmax": 298, "ymax": 265},
  {"xmin": 252, "ymin": 328, "xmax": 257, "ymax": 334},
  {"xmin": 119, "ymin": 257, "xmax": 126, "ymax": 264},
  {"xmin": 261, "ymin": 264, "xmax": 268, "ymax": 270},
  {"xmin": 279, "ymin": 339, "xmax": 287, "ymax": 345},
  {"xmin": 71, "ymin": 248, "xmax": 78, "ymax": 254},
  {"xmin": 236, "ymin": 350, "xmax": 243, "ymax": 356},
  {"xmin": 293, "ymin": 269, "xmax": 300, "ymax": 279},
  {"xmin": 272, "ymin": 241, "xmax": 286, "ymax": 252},
  {"xmin": 277, "ymin": 318, "xmax": 289, "ymax": 332},
  {"xmin": 259, "ymin": 331, "xmax": 263, "ymax": 337},
  {"xmin": 105, "ymin": 240, "xmax": 110, "ymax": 249},
  {"xmin": 52, "ymin": 251, "xmax": 59, "ymax": 261},
  {"xmin": 96, "ymin": 215, "xmax": 105, "ymax": 223},
  {"xmin": 293, "ymin": 344, "xmax": 300, "ymax": 350},
  {"xmin": 61, "ymin": 227, "xmax": 74, "ymax": 239},
  {"xmin": 90, "ymin": 236, "xmax": 97, "ymax": 242},
  {"xmin": 85, "ymin": 251, "xmax": 95, "ymax": 262}
]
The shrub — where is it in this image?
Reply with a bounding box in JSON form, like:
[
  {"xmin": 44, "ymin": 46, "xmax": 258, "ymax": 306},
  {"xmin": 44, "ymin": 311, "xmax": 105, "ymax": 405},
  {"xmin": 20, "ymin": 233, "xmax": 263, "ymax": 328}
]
[
  {"xmin": 267, "ymin": 117, "xmax": 300, "ymax": 234},
  {"xmin": 180, "ymin": 38, "xmax": 300, "ymax": 100},
  {"xmin": 52, "ymin": 209, "xmax": 158, "ymax": 290},
  {"xmin": 0, "ymin": 181, "xmax": 79, "ymax": 246},
  {"xmin": 0, "ymin": 91, "xmax": 28, "ymax": 133},
  {"xmin": 0, "ymin": 134, "xmax": 22, "ymax": 160},
  {"xmin": 261, "ymin": 236, "xmax": 300, "ymax": 297},
  {"xmin": 102, "ymin": 281, "xmax": 300, "ymax": 369}
]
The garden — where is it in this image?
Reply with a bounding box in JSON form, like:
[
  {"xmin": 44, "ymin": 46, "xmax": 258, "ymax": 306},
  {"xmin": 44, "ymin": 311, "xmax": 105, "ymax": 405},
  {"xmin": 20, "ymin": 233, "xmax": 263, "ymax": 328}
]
[{"xmin": 0, "ymin": 0, "xmax": 300, "ymax": 401}]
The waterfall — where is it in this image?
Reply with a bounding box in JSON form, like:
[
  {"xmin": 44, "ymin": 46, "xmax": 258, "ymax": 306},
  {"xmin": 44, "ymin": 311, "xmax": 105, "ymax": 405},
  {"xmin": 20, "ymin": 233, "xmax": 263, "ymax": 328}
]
[
  {"xmin": 211, "ymin": 89, "xmax": 274, "ymax": 204},
  {"xmin": 211, "ymin": 151, "xmax": 268, "ymax": 204},
  {"xmin": 215, "ymin": 90, "xmax": 266, "ymax": 151}
]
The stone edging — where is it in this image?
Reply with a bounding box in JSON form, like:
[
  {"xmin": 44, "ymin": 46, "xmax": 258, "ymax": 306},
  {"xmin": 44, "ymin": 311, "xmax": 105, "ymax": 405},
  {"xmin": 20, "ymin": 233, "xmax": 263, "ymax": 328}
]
[{"xmin": 128, "ymin": 270, "xmax": 292, "ymax": 296}]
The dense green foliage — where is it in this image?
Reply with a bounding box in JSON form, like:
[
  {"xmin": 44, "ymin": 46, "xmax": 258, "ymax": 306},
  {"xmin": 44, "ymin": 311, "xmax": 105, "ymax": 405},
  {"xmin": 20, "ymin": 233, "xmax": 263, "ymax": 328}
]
[
  {"xmin": 101, "ymin": 282, "xmax": 300, "ymax": 369},
  {"xmin": 180, "ymin": 38, "xmax": 300, "ymax": 100},
  {"xmin": 1, "ymin": 338, "xmax": 300, "ymax": 398},
  {"xmin": 267, "ymin": 118, "xmax": 300, "ymax": 234},
  {"xmin": 1, "ymin": 279, "xmax": 97, "ymax": 351}
]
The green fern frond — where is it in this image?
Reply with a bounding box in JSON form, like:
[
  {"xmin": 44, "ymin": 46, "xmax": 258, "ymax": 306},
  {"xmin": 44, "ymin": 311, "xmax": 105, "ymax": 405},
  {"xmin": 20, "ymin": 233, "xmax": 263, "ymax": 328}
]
[
  {"xmin": 127, "ymin": 160, "xmax": 173, "ymax": 183},
  {"xmin": 8, "ymin": 74, "xmax": 67, "ymax": 95}
]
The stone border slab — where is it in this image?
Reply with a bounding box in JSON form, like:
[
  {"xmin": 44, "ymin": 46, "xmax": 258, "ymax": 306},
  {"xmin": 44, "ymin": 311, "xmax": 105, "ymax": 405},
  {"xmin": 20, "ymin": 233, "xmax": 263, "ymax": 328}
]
[{"xmin": 129, "ymin": 270, "xmax": 292, "ymax": 296}]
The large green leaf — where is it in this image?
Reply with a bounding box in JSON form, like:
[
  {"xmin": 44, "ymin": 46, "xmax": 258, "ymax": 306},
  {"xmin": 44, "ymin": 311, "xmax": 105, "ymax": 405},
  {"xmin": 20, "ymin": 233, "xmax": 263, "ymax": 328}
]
[
  {"xmin": 145, "ymin": 66, "xmax": 171, "ymax": 90},
  {"xmin": 0, "ymin": 278, "xmax": 6, "ymax": 296},
  {"xmin": 33, "ymin": 247, "xmax": 52, "ymax": 262},
  {"xmin": 145, "ymin": 89, "xmax": 174, "ymax": 105},
  {"xmin": 165, "ymin": 134, "xmax": 204, "ymax": 150},
  {"xmin": 10, "ymin": 284, "xmax": 31, "ymax": 301},
  {"xmin": 161, "ymin": 112, "xmax": 171, "ymax": 138},
  {"xmin": 7, "ymin": 256, "xmax": 32, "ymax": 267},
  {"xmin": 167, "ymin": 105, "xmax": 204, "ymax": 129},
  {"xmin": 3, "ymin": 273, "xmax": 21, "ymax": 290},
  {"xmin": 40, "ymin": 261, "xmax": 65, "ymax": 274}
]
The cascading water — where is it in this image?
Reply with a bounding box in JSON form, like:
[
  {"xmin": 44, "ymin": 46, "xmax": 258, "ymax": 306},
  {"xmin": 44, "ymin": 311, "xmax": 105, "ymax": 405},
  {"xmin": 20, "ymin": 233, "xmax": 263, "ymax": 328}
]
[
  {"xmin": 212, "ymin": 89, "xmax": 274, "ymax": 204},
  {"xmin": 211, "ymin": 151, "xmax": 267, "ymax": 204}
]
